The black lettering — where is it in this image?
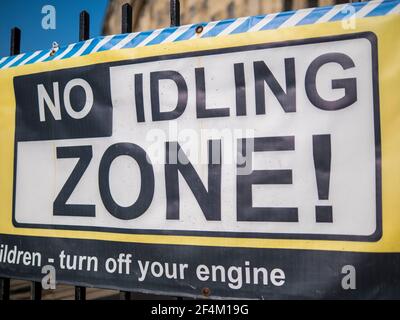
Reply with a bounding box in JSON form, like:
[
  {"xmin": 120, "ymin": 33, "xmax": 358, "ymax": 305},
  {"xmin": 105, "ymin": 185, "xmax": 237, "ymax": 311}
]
[
  {"xmin": 165, "ymin": 140, "xmax": 221, "ymax": 221},
  {"xmin": 237, "ymin": 136, "xmax": 298, "ymax": 222},
  {"xmin": 254, "ymin": 58, "xmax": 296, "ymax": 114},
  {"xmin": 196, "ymin": 67, "xmax": 230, "ymax": 118},
  {"xmin": 305, "ymin": 52, "xmax": 357, "ymax": 110},
  {"xmin": 150, "ymin": 70, "xmax": 188, "ymax": 121},
  {"xmin": 53, "ymin": 145, "xmax": 95, "ymax": 217},
  {"xmin": 135, "ymin": 73, "xmax": 145, "ymax": 122},
  {"xmin": 234, "ymin": 63, "xmax": 247, "ymax": 116},
  {"xmin": 99, "ymin": 143, "xmax": 154, "ymax": 220}
]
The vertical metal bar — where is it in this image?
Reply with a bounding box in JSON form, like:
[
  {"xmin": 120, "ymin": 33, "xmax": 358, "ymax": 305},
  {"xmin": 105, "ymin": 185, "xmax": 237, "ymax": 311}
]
[
  {"xmin": 170, "ymin": 0, "xmax": 181, "ymax": 27},
  {"xmin": 120, "ymin": 291, "xmax": 131, "ymax": 300},
  {"xmin": 75, "ymin": 286, "xmax": 86, "ymax": 300},
  {"xmin": 10, "ymin": 27, "xmax": 21, "ymax": 55},
  {"xmin": 0, "ymin": 278, "xmax": 10, "ymax": 300},
  {"xmin": 120, "ymin": 6, "xmax": 134, "ymax": 301},
  {"xmin": 121, "ymin": 3, "xmax": 133, "ymax": 33},
  {"xmin": 79, "ymin": 10, "xmax": 90, "ymax": 41},
  {"xmin": 283, "ymin": 0, "xmax": 293, "ymax": 11},
  {"xmin": 307, "ymin": 0, "xmax": 318, "ymax": 8},
  {"xmin": 120, "ymin": 4, "xmax": 134, "ymax": 301},
  {"xmin": 31, "ymin": 282, "xmax": 42, "ymax": 300}
]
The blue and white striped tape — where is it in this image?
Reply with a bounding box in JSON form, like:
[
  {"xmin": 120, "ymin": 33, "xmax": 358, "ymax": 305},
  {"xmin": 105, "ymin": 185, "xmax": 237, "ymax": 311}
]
[{"xmin": 1, "ymin": 0, "xmax": 399, "ymax": 70}]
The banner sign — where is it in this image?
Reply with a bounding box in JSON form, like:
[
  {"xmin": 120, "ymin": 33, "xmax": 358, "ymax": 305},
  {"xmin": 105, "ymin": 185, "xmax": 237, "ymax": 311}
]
[{"xmin": 0, "ymin": 0, "xmax": 400, "ymax": 299}]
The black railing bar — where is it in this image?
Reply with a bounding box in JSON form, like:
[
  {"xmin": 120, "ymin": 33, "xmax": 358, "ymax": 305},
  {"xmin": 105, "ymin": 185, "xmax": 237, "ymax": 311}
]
[
  {"xmin": 0, "ymin": 278, "xmax": 10, "ymax": 300},
  {"xmin": 170, "ymin": 0, "xmax": 181, "ymax": 27},
  {"xmin": 284, "ymin": 0, "xmax": 293, "ymax": 11},
  {"xmin": 75, "ymin": 286, "xmax": 86, "ymax": 300},
  {"xmin": 10, "ymin": 27, "xmax": 21, "ymax": 56},
  {"xmin": 31, "ymin": 281, "xmax": 42, "ymax": 300},
  {"xmin": 122, "ymin": 3, "xmax": 133, "ymax": 33},
  {"xmin": 120, "ymin": 4, "xmax": 134, "ymax": 302},
  {"xmin": 76, "ymin": 11, "xmax": 90, "ymax": 300},
  {"xmin": 120, "ymin": 291, "xmax": 132, "ymax": 300},
  {"xmin": 79, "ymin": 10, "xmax": 90, "ymax": 41},
  {"xmin": 308, "ymin": 0, "xmax": 319, "ymax": 8}
]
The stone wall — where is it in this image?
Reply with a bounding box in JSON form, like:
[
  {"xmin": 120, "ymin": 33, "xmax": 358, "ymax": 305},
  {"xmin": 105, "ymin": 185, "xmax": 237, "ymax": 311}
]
[{"xmin": 102, "ymin": 0, "xmax": 343, "ymax": 35}]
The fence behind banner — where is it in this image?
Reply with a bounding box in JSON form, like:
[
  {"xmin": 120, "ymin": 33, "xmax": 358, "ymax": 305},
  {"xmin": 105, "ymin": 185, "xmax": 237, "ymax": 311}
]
[{"xmin": 0, "ymin": 0, "xmax": 368, "ymax": 300}]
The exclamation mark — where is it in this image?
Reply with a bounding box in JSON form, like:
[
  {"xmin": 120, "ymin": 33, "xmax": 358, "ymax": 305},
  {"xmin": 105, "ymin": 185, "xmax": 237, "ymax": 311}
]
[{"xmin": 313, "ymin": 134, "xmax": 333, "ymax": 223}]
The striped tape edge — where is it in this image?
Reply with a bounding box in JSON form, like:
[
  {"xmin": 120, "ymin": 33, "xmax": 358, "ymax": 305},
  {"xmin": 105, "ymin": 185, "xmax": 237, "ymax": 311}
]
[{"xmin": 1, "ymin": 0, "xmax": 399, "ymax": 70}]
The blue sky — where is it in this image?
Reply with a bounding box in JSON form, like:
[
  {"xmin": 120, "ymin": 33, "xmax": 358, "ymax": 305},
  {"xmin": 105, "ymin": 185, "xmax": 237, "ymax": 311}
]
[{"xmin": 0, "ymin": 0, "xmax": 109, "ymax": 57}]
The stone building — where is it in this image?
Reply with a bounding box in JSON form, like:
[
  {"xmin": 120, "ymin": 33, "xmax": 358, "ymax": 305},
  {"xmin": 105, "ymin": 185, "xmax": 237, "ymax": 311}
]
[{"xmin": 102, "ymin": 0, "xmax": 350, "ymax": 35}]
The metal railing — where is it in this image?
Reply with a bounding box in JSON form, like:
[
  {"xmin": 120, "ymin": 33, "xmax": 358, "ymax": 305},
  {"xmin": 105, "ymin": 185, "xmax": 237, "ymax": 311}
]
[
  {"xmin": 0, "ymin": 0, "xmax": 363, "ymax": 300},
  {"xmin": 1, "ymin": 1, "xmax": 180, "ymax": 299}
]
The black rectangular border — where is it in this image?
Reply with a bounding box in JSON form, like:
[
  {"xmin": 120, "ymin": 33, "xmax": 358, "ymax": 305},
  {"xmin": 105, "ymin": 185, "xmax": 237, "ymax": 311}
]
[{"xmin": 11, "ymin": 32, "xmax": 382, "ymax": 242}]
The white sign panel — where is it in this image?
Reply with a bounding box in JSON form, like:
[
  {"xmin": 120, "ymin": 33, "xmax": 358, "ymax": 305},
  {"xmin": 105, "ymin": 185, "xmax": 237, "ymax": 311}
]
[{"xmin": 13, "ymin": 35, "xmax": 380, "ymax": 240}]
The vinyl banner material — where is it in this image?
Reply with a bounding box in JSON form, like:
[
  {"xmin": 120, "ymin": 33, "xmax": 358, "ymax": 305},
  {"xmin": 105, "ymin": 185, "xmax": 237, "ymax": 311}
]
[{"xmin": 0, "ymin": 0, "xmax": 399, "ymax": 299}]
